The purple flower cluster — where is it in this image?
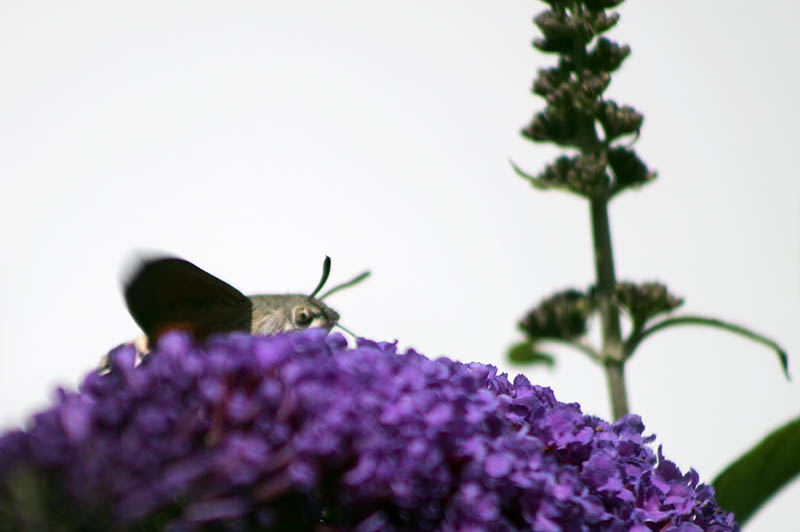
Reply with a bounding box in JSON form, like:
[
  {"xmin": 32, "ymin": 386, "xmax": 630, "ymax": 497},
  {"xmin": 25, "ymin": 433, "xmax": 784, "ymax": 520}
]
[{"xmin": 0, "ymin": 330, "xmax": 737, "ymax": 531}]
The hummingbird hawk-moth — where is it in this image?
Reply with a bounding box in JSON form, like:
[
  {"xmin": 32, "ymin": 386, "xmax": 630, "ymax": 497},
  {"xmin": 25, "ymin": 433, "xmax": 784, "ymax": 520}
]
[{"xmin": 122, "ymin": 254, "xmax": 367, "ymax": 352}]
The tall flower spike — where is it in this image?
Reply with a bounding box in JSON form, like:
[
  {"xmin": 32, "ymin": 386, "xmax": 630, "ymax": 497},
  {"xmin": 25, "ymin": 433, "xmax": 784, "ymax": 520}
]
[{"xmin": 517, "ymin": 0, "xmax": 655, "ymax": 198}]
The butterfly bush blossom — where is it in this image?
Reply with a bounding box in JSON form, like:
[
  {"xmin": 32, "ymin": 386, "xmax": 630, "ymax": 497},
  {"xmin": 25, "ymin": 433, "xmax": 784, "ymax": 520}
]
[{"xmin": 0, "ymin": 330, "xmax": 737, "ymax": 531}]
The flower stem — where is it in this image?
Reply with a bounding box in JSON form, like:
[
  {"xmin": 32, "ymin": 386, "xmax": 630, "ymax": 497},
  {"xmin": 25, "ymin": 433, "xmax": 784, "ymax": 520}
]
[
  {"xmin": 604, "ymin": 360, "xmax": 628, "ymax": 419},
  {"xmin": 589, "ymin": 198, "xmax": 629, "ymax": 419}
]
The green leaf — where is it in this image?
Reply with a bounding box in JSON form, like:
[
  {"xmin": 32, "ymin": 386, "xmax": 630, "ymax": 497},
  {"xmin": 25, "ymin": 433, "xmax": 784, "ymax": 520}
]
[
  {"xmin": 625, "ymin": 316, "xmax": 789, "ymax": 380},
  {"xmin": 624, "ymin": 315, "xmax": 789, "ymax": 379},
  {"xmin": 713, "ymin": 416, "xmax": 800, "ymax": 526},
  {"xmin": 507, "ymin": 341, "xmax": 556, "ymax": 367}
]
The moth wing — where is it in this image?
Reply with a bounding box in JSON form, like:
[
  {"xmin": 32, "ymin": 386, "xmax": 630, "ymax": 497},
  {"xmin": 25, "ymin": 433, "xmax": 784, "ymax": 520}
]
[{"xmin": 123, "ymin": 257, "xmax": 253, "ymax": 345}]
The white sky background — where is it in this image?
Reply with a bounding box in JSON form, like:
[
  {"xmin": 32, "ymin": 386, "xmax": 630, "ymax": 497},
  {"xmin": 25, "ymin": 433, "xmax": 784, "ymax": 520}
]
[{"xmin": 1, "ymin": 1, "xmax": 798, "ymax": 529}]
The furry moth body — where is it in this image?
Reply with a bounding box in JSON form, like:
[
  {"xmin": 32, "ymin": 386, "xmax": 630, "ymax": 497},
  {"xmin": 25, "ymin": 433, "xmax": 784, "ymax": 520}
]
[{"xmin": 123, "ymin": 256, "xmax": 342, "ymax": 351}]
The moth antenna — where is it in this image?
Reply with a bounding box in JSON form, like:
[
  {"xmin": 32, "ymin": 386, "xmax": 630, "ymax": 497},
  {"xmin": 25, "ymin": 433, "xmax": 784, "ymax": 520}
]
[
  {"xmin": 319, "ymin": 270, "xmax": 371, "ymax": 300},
  {"xmin": 335, "ymin": 322, "xmax": 359, "ymax": 338},
  {"xmin": 308, "ymin": 255, "xmax": 332, "ymax": 300}
]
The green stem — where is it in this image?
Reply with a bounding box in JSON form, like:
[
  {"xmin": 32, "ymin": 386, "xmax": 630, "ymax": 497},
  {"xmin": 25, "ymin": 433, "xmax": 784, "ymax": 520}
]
[
  {"xmin": 569, "ymin": 15, "xmax": 630, "ymax": 419},
  {"xmin": 590, "ymin": 198, "xmax": 629, "ymax": 419},
  {"xmin": 540, "ymin": 338, "xmax": 603, "ymax": 362},
  {"xmin": 604, "ymin": 359, "xmax": 628, "ymax": 419}
]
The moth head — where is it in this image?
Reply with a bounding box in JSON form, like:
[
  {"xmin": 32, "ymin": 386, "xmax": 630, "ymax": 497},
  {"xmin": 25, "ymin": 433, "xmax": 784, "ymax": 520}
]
[
  {"xmin": 249, "ymin": 294, "xmax": 339, "ymax": 334},
  {"xmin": 250, "ymin": 256, "xmax": 366, "ymax": 336},
  {"xmin": 291, "ymin": 297, "xmax": 340, "ymax": 330}
]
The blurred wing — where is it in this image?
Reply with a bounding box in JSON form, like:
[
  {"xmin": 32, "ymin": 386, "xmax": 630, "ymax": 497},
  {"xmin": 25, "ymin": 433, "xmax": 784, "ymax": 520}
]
[{"xmin": 123, "ymin": 257, "xmax": 253, "ymax": 344}]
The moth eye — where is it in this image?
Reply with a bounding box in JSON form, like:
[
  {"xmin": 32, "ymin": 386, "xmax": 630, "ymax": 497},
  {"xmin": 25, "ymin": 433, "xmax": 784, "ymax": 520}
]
[{"xmin": 294, "ymin": 306, "xmax": 314, "ymax": 326}]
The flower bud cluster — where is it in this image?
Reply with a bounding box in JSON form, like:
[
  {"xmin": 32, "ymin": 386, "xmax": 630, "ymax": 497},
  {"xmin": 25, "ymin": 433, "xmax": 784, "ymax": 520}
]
[
  {"xmin": 519, "ymin": 282, "xmax": 682, "ymax": 343},
  {"xmin": 519, "ymin": 289, "xmax": 594, "ymax": 341},
  {"xmin": 613, "ymin": 282, "xmax": 684, "ymax": 328},
  {"xmin": 520, "ymin": 1, "xmax": 655, "ymax": 198}
]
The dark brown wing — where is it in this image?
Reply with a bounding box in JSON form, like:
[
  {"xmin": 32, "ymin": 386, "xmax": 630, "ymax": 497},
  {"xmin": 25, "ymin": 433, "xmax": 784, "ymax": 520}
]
[{"xmin": 123, "ymin": 257, "xmax": 253, "ymax": 345}]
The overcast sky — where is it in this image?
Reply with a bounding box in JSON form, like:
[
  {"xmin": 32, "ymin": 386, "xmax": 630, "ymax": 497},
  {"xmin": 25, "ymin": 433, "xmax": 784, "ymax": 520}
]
[{"xmin": 2, "ymin": 1, "xmax": 799, "ymax": 529}]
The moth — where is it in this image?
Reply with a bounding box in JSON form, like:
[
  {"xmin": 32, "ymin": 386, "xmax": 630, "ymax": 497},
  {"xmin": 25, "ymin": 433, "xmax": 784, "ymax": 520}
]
[{"xmin": 122, "ymin": 254, "xmax": 367, "ymax": 353}]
